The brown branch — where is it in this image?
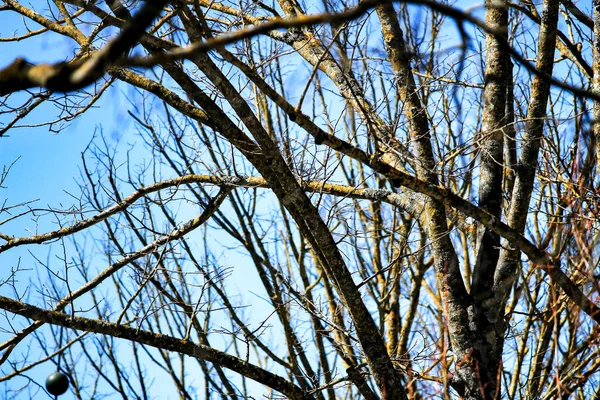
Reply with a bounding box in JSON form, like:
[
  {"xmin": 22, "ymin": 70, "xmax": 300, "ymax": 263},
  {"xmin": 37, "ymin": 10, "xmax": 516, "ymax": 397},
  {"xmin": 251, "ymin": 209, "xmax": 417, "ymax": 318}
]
[
  {"xmin": 0, "ymin": 295, "xmax": 311, "ymax": 400},
  {"xmin": 559, "ymin": 0, "xmax": 593, "ymax": 29},
  {"xmin": 0, "ymin": 0, "xmax": 169, "ymax": 95},
  {"xmin": 118, "ymin": 30, "xmax": 600, "ymax": 328},
  {"xmin": 1, "ymin": 0, "xmax": 598, "ymax": 104},
  {"xmin": 0, "ymin": 189, "xmax": 230, "ymax": 364},
  {"xmin": 0, "ymin": 0, "xmax": 384, "ymax": 95},
  {"xmin": 69, "ymin": 0, "xmax": 171, "ymax": 86},
  {"xmin": 0, "ymin": 58, "xmax": 82, "ymax": 95},
  {"xmin": 123, "ymin": 0, "xmax": 388, "ymax": 67},
  {"xmin": 0, "ymin": 174, "xmax": 421, "ymax": 253}
]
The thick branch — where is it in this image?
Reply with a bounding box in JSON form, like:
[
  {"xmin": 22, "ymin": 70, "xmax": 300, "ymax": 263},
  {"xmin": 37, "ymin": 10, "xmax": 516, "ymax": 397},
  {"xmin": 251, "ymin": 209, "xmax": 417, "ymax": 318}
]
[
  {"xmin": 0, "ymin": 0, "xmax": 169, "ymax": 94},
  {"xmin": 494, "ymin": 0, "xmax": 560, "ymax": 302},
  {"xmin": 1, "ymin": 0, "xmax": 598, "ymax": 104},
  {"xmin": 120, "ymin": 34, "xmax": 600, "ymax": 328},
  {"xmin": 0, "ymin": 296, "xmax": 311, "ymax": 400}
]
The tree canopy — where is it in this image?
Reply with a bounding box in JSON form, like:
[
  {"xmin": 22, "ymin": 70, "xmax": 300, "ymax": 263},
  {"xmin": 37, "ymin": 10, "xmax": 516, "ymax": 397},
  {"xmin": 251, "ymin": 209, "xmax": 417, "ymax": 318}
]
[{"xmin": 1, "ymin": 0, "xmax": 600, "ymax": 399}]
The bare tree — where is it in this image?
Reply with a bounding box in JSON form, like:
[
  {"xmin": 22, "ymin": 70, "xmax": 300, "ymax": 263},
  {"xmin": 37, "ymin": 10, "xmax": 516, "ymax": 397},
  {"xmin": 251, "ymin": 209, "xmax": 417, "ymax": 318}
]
[{"xmin": 1, "ymin": 0, "xmax": 600, "ymax": 399}]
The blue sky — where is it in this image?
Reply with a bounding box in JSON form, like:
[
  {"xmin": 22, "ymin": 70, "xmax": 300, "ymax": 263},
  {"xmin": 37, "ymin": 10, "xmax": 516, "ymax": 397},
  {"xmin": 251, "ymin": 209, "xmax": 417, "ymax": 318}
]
[
  {"xmin": 2, "ymin": 1, "xmax": 597, "ymax": 398},
  {"xmin": 0, "ymin": 9, "xmax": 282, "ymax": 397},
  {"xmin": 0, "ymin": 3, "xmax": 463, "ymax": 397},
  {"xmin": 0, "ymin": 15, "xmax": 126, "ymax": 398}
]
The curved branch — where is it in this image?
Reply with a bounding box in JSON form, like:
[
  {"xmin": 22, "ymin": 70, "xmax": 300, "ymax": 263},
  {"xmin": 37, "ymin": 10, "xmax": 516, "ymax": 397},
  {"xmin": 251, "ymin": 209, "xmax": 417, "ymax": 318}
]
[
  {"xmin": 0, "ymin": 295, "xmax": 311, "ymax": 400},
  {"xmin": 0, "ymin": 175, "xmax": 237, "ymax": 252},
  {"xmin": 0, "ymin": 0, "xmax": 387, "ymax": 95},
  {"xmin": 0, "ymin": 189, "xmax": 230, "ymax": 364},
  {"xmin": 0, "ymin": 174, "xmax": 422, "ymax": 252},
  {"xmin": 113, "ymin": 33, "xmax": 600, "ymax": 327},
  {"xmin": 2, "ymin": 0, "xmax": 597, "ymax": 104}
]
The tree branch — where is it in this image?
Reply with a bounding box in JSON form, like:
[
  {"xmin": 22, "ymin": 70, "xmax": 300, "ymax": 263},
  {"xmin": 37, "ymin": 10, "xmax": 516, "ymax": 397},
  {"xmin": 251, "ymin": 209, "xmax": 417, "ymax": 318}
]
[
  {"xmin": 0, "ymin": 295, "xmax": 312, "ymax": 400},
  {"xmin": 0, "ymin": 189, "xmax": 230, "ymax": 365}
]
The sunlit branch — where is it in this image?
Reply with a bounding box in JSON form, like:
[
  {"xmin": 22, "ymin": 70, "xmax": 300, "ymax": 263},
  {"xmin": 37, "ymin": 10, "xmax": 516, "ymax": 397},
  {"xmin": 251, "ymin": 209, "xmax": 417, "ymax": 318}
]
[
  {"xmin": 0, "ymin": 174, "xmax": 421, "ymax": 253},
  {"xmin": 0, "ymin": 295, "xmax": 311, "ymax": 400},
  {"xmin": 214, "ymin": 40, "xmax": 600, "ymax": 326},
  {"xmin": 117, "ymin": 24, "xmax": 600, "ymax": 327},
  {"xmin": 0, "ymin": 189, "xmax": 230, "ymax": 364},
  {"xmin": 0, "ymin": 0, "xmax": 170, "ymax": 94},
  {"xmin": 1, "ymin": 0, "xmax": 597, "ymax": 105}
]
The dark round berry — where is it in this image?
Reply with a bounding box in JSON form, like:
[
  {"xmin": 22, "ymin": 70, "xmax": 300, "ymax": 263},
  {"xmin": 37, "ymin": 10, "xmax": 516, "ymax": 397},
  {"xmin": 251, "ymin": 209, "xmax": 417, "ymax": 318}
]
[{"xmin": 45, "ymin": 372, "xmax": 69, "ymax": 396}]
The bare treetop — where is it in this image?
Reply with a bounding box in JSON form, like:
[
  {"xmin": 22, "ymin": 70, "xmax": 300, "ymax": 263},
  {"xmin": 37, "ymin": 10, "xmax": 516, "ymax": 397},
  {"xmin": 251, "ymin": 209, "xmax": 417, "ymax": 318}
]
[{"xmin": 1, "ymin": 0, "xmax": 600, "ymax": 399}]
